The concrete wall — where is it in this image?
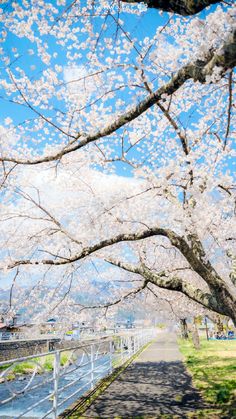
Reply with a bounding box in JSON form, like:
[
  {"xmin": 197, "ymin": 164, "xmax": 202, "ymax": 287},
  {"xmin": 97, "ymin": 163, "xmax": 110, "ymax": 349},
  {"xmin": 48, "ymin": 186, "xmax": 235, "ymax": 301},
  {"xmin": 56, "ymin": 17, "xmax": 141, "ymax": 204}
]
[
  {"xmin": 0, "ymin": 338, "xmax": 109, "ymax": 362},
  {"xmin": 0, "ymin": 338, "xmax": 60, "ymax": 362}
]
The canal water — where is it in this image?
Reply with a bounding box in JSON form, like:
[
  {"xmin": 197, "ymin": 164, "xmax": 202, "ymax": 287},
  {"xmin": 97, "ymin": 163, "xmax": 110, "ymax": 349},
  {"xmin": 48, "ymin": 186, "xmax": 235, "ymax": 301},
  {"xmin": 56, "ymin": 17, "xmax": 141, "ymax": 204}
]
[{"xmin": 0, "ymin": 354, "xmax": 110, "ymax": 418}]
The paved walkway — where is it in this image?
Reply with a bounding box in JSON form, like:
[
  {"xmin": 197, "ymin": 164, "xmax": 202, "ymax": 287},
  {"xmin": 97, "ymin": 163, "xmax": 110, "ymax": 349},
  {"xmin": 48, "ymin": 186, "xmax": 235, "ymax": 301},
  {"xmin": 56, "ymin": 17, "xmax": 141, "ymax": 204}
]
[{"xmin": 83, "ymin": 333, "xmax": 204, "ymax": 418}]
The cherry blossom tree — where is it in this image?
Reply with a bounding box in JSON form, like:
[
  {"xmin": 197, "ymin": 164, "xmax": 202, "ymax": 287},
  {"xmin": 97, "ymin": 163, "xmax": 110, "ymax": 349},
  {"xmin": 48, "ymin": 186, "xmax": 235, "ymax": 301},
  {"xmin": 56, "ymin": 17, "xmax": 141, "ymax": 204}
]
[
  {"xmin": 0, "ymin": 0, "xmax": 235, "ymax": 324},
  {"xmin": 122, "ymin": 1, "xmax": 224, "ymax": 16}
]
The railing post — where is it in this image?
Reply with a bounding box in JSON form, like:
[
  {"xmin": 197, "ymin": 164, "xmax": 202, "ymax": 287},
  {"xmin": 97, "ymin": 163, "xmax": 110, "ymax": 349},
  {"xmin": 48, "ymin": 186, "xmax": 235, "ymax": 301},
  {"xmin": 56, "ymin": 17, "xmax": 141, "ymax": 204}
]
[
  {"xmin": 109, "ymin": 340, "xmax": 113, "ymax": 374},
  {"xmin": 121, "ymin": 337, "xmax": 124, "ymax": 365},
  {"xmin": 127, "ymin": 336, "xmax": 130, "ymax": 358},
  {"xmin": 124, "ymin": 337, "xmax": 128, "ymax": 361},
  {"xmin": 132, "ymin": 336, "xmax": 135, "ymax": 355},
  {"xmin": 128, "ymin": 336, "xmax": 132, "ymax": 357},
  {"xmin": 90, "ymin": 345, "xmax": 94, "ymax": 389},
  {"xmin": 53, "ymin": 351, "xmax": 60, "ymax": 419},
  {"xmin": 130, "ymin": 336, "xmax": 133, "ymax": 356}
]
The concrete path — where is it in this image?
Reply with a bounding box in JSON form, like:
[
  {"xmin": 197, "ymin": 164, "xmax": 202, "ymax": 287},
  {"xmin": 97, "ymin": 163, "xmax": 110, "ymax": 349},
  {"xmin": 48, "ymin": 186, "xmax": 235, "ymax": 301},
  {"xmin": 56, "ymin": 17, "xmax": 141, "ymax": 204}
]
[{"xmin": 83, "ymin": 333, "xmax": 204, "ymax": 418}]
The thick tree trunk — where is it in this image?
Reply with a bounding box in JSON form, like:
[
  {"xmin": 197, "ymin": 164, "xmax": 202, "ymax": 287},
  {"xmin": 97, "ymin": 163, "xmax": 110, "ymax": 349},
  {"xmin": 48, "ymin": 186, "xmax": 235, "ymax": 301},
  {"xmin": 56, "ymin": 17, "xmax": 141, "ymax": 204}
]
[
  {"xmin": 216, "ymin": 315, "xmax": 224, "ymax": 334},
  {"xmin": 122, "ymin": 0, "xmax": 222, "ymax": 16},
  {"xmin": 180, "ymin": 318, "xmax": 189, "ymax": 339},
  {"xmin": 192, "ymin": 317, "xmax": 200, "ymax": 349},
  {"xmin": 209, "ymin": 285, "xmax": 236, "ymax": 327}
]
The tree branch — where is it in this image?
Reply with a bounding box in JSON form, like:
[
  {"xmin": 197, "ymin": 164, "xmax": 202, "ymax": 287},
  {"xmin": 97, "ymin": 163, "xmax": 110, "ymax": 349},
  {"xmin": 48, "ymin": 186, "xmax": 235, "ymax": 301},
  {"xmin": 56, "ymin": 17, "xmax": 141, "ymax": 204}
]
[
  {"xmin": 1, "ymin": 28, "xmax": 235, "ymax": 165},
  {"xmin": 6, "ymin": 225, "xmax": 227, "ymax": 290},
  {"xmin": 15, "ymin": 188, "xmax": 82, "ymax": 246},
  {"xmin": 106, "ymin": 258, "xmax": 222, "ymax": 314},
  {"xmin": 6, "ymin": 221, "xmax": 236, "ymax": 322},
  {"xmin": 74, "ymin": 280, "xmax": 148, "ymax": 310},
  {"xmin": 121, "ymin": 0, "xmax": 223, "ymax": 16},
  {"xmin": 224, "ymin": 69, "xmax": 233, "ymax": 147}
]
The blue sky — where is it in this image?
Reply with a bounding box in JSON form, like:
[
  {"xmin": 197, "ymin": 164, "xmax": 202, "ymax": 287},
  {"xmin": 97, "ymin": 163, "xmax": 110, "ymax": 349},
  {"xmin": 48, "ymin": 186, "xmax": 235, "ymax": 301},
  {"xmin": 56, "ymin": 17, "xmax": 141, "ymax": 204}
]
[{"xmin": 1, "ymin": 4, "xmax": 163, "ymax": 120}]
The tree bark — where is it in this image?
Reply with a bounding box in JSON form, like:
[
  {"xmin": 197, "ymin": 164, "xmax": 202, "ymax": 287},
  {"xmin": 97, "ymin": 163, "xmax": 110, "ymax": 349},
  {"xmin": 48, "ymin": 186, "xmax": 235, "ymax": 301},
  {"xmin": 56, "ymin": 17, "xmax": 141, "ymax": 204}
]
[
  {"xmin": 180, "ymin": 318, "xmax": 189, "ymax": 339},
  {"xmin": 122, "ymin": 1, "xmax": 222, "ymax": 16},
  {"xmin": 216, "ymin": 315, "xmax": 224, "ymax": 334},
  {"xmin": 106, "ymin": 258, "xmax": 236, "ymax": 326},
  {"xmin": 192, "ymin": 317, "xmax": 200, "ymax": 349}
]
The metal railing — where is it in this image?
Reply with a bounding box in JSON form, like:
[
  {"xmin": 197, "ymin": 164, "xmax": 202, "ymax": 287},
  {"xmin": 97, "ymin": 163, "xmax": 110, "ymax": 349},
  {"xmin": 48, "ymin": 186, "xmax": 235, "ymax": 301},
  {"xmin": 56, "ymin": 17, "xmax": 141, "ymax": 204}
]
[
  {"xmin": 0, "ymin": 328, "xmax": 156, "ymax": 418},
  {"xmin": 0, "ymin": 327, "xmax": 152, "ymax": 342},
  {"xmin": 0, "ymin": 332, "xmax": 62, "ymax": 342}
]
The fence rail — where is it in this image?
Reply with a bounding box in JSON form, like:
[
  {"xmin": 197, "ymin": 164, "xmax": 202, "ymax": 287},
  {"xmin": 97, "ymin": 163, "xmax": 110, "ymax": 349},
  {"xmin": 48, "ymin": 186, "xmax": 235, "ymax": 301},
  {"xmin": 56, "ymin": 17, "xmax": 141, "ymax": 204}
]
[
  {"xmin": 0, "ymin": 326, "xmax": 153, "ymax": 342},
  {"xmin": 0, "ymin": 328, "xmax": 156, "ymax": 418}
]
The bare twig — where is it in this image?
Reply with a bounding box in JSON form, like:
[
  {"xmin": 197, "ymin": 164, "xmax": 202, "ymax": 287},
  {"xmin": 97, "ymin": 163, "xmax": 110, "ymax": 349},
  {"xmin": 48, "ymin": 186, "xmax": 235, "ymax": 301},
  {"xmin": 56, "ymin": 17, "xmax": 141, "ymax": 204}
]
[{"xmin": 224, "ymin": 70, "xmax": 233, "ymax": 147}]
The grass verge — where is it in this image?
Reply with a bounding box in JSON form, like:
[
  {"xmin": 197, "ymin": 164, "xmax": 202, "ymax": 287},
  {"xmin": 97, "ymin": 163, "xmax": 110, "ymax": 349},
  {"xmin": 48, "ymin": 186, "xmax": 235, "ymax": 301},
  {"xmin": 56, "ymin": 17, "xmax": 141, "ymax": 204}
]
[{"xmin": 179, "ymin": 337, "xmax": 236, "ymax": 418}]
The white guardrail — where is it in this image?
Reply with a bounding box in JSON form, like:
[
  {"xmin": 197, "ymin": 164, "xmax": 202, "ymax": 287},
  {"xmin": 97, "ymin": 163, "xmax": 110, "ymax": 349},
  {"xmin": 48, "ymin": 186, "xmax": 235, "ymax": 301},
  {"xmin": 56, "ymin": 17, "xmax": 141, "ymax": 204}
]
[{"xmin": 0, "ymin": 328, "xmax": 156, "ymax": 418}]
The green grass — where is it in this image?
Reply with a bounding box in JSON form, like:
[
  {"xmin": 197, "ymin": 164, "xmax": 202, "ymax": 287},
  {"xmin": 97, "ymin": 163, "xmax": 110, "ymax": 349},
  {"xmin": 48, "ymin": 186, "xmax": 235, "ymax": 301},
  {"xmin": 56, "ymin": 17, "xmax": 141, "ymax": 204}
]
[
  {"xmin": 60, "ymin": 351, "xmax": 72, "ymax": 367},
  {"xmin": 179, "ymin": 337, "xmax": 236, "ymax": 416},
  {"xmin": 1, "ymin": 352, "xmax": 72, "ymax": 378}
]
